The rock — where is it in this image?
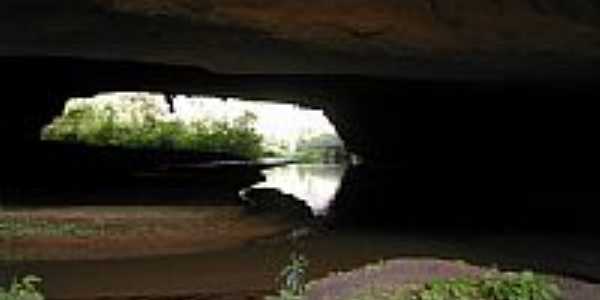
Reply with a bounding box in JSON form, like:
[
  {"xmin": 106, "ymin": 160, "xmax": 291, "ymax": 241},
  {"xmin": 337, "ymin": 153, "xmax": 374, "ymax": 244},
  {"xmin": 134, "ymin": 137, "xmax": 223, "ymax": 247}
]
[{"xmin": 241, "ymin": 188, "xmax": 314, "ymax": 220}]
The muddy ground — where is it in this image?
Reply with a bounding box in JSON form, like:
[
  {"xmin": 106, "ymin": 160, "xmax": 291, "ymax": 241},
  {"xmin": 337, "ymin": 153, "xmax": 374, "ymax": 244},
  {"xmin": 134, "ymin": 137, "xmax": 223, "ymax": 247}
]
[
  {"xmin": 2, "ymin": 207, "xmax": 600, "ymax": 300},
  {"xmin": 0, "ymin": 206, "xmax": 294, "ymax": 260}
]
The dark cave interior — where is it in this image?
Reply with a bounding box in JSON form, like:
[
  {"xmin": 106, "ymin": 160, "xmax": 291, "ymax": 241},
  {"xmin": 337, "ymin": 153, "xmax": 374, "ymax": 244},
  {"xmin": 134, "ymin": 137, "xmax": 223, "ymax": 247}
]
[
  {"xmin": 0, "ymin": 56, "xmax": 598, "ymax": 231},
  {"xmin": 2, "ymin": 3, "xmax": 600, "ymax": 299}
]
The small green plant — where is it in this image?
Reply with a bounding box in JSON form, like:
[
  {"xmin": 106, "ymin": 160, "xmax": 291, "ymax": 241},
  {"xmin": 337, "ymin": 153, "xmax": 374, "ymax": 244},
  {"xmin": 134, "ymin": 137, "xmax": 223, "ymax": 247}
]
[
  {"xmin": 0, "ymin": 275, "xmax": 45, "ymax": 300},
  {"xmin": 267, "ymin": 253, "xmax": 309, "ymax": 300}
]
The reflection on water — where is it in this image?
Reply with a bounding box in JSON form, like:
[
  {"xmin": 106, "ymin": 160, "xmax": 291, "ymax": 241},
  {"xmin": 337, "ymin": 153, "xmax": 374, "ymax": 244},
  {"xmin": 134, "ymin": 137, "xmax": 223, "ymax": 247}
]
[{"xmin": 252, "ymin": 164, "xmax": 347, "ymax": 215}]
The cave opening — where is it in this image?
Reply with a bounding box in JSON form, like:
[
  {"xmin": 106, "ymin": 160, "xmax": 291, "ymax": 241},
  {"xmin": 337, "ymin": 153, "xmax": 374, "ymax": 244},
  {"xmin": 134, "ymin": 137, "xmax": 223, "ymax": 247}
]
[
  {"xmin": 1, "ymin": 62, "xmax": 600, "ymax": 300},
  {"xmin": 40, "ymin": 92, "xmax": 346, "ymax": 163},
  {"xmin": 2, "ymin": 91, "xmax": 351, "ymax": 211},
  {"xmin": 2, "ymin": 0, "xmax": 600, "ymax": 295}
]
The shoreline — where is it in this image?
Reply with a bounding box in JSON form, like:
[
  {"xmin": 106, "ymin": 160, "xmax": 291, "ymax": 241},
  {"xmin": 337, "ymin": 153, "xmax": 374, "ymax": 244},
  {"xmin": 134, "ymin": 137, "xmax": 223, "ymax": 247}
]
[{"xmin": 0, "ymin": 205, "xmax": 296, "ymax": 261}]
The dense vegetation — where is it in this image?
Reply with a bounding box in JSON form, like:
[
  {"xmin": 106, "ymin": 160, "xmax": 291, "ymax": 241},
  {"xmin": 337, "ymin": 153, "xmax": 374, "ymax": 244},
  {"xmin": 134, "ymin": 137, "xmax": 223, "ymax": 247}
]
[
  {"xmin": 292, "ymin": 133, "xmax": 345, "ymax": 163},
  {"xmin": 41, "ymin": 95, "xmax": 264, "ymax": 159},
  {"xmin": 348, "ymin": 271, "xmax": 560, "ymax": 300}
]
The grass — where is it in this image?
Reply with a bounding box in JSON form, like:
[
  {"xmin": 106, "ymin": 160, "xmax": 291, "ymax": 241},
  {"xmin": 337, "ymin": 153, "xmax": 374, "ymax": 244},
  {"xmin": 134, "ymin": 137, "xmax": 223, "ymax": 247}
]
[
  {"xmin": 348, "ymin": 270, "xmax": 560, "ymax": 300},
  {"xmin": 0, "ymin": 218, "xmax": 103, "ymax": 238}
]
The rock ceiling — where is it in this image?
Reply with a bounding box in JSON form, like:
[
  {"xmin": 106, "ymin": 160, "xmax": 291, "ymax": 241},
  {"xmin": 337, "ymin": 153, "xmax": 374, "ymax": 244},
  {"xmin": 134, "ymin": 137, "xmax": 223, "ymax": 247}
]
[{"xmin": 1, "ymin": 0, "xmax": 599, "ymax": 78}]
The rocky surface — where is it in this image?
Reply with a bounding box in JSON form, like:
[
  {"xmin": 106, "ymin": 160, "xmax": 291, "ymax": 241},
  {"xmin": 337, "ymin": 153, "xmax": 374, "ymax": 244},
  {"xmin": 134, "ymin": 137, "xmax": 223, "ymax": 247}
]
[
  {"xmin": 1, "ymin": 0, "xmax": 599, "ymax": 77},
  {"xmin": 1, "ymin": 1, "xmax": 600, "ymax": 231},
  {"xmin": 241, "ymin": 188, "xmax": 314, "ymax": 221},
  {"xmin": 306, "ymin": 259, "xmax": 600, "ymax": 300}
]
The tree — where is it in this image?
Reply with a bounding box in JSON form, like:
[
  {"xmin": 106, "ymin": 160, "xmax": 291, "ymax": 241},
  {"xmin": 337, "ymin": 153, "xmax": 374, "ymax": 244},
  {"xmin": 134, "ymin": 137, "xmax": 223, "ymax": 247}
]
[{"xmin": 41, "ymin": 95, "xmax": 265, "ymax": 159}]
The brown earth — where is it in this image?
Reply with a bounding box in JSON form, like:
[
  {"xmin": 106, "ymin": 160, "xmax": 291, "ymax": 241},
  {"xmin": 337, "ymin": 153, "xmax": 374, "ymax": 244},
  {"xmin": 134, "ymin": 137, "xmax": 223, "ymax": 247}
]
[
  {"xmin": 0, "ymin": 206, "xmax": 294, "ymax": 260},
  {"xmin": 96, "ymin": 0, "xmax": 600, "ymax": 56},
  {"xmin": 3, "ymin": 229, "xmax": 600, "ymax": 300},
  {"xmin": 2, "ymin": 0, "xmax": 600, "ymax": 77}
]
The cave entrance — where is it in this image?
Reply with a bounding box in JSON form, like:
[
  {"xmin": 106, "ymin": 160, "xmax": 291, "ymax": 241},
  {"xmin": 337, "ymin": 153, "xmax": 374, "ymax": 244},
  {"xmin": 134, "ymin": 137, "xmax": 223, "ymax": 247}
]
[
  {"xmin": 1, "ymin": 91, "xmax": 351, "ymax": 282},
  {"xmin": 34, "ymin": 92, "xmax": 348, "ymax": 211},
  {"xmin": 41, "ymin": 92, "xmax": 346, "ymax": 163}
]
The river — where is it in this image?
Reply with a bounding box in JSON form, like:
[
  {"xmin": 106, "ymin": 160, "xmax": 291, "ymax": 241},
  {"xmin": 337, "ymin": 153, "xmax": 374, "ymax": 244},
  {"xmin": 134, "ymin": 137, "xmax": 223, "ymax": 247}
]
[
  {"xmin": 2, "ymin": 164, "xmax": 600, "ymax": 300},
  {"xmin": 250, "ymin": 164, "xmax": 347, "ymax": 215}
]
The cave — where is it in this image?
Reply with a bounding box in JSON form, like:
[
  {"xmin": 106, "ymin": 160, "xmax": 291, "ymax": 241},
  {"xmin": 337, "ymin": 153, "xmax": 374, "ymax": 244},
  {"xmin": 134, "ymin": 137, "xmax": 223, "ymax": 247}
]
[
  {"xmin": 2, "ymin": 1, "xmax": 600, "ymax": 299},
  {"xmin": 2, "ymin": 56, "xmax": 598, "ymax": 229}
]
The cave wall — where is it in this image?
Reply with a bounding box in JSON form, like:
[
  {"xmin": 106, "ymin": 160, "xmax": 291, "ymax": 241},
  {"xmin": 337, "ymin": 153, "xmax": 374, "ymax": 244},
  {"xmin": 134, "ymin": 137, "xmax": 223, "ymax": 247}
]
[
  {"xmin": 3, "ymin": 57, "xmax": 598, "ymax": 178},
  {"xmin": 1, "ymin": 0, "xmax": 599, "ymax": 229},
  {"xmin": 1, "ymin": 0, "xmax": 600, "ymax": 77},
  {"xmin": 2, "ymin": 56, "xmax": 599, "ymax": 229}
]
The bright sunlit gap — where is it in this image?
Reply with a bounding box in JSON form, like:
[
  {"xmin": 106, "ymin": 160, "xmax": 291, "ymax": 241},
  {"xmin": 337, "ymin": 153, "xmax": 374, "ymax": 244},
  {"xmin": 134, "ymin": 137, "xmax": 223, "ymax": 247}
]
[
  {"xmin": 42, "ymin": 92, "xmax": 345, "ymax": 162},
  {"xmin": 169, "ymin": 94, "xmax": 339, "ymax": 154}
]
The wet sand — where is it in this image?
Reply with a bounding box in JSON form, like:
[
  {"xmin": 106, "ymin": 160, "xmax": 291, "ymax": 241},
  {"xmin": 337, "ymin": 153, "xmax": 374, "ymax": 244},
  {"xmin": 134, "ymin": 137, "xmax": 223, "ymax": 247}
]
[
  {"xmin": 2, "ymin": 205, "xmax": 600, "ymax": 300},
  {"xmin": 2, "ymin": 229, "xmax": 600, "ymax": 300},
  {"xmin": 0, "ymin": 206, "xmax": 294, "ymax": 260}
]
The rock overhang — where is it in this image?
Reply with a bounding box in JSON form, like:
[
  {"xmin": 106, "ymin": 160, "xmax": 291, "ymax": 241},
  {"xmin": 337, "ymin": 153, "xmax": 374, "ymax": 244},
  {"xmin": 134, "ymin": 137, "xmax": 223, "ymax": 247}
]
[{"xmin": 1, "ymin": 0, "xmax": 600, "ymax": 79}]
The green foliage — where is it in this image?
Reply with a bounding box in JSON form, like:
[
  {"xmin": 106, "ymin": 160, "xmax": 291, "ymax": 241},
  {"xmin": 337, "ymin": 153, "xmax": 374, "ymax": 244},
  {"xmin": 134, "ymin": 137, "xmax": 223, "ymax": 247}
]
[
  {"xmin": 42, "ymin": 98, "xmax": 265, "ymax": 159},
  {"xmin": 348, "ymin": 270, "xmax": 560, "ymax": 300},
  {"xmin": 411, "ymin": 271, "xmax": 560, "ymax": 300},
  {"xmin": 0, "ymin": 276, "xmax": 44, "ymax": 300},
  {"xmin": 291, "ymin": 149, "xmax": 326, "ymax": 164},
  {"xmin": 0, "ymin": 218, "xmax": 101, "ymax": 238},
  {"xmin": 477, "ymin": 271, "xmax": 561, "ymax": 300},
  {"xmin": 266, "ymin": 253, "xmax": 310, "ymax": 300},
  {"xmin": 293, "ymin": 133, "xmax": 345, "ymax": 163},
  {"xmin": 298, "ymin": 133, "xmax": 342, "ymax": 149}
]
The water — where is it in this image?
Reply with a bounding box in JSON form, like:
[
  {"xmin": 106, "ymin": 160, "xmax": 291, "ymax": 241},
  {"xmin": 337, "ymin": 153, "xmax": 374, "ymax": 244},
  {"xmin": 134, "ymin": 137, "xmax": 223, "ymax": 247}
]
[
  {"xmin": 251, "ymin": 164, "xmax": 347, "ymax": 215},
  {"xmin": 3, "ymin": 164, "xmax": 600, "ymax": 300}
]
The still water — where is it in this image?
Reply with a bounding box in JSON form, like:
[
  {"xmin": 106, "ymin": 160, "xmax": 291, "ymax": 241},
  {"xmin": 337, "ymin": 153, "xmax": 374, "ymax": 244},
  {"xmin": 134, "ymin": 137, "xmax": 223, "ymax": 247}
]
[
  {"xmin": 3, "ymin": 164, "xmax": 597, "ymax": 300},
  {"xmin": 252, "ymin": 164, "xmax": 347, "ymax": 215}
]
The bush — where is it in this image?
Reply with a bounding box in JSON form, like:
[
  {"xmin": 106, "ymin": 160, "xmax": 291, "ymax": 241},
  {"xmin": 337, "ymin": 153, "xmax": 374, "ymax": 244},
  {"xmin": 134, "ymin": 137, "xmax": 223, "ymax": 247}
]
[
  {"xmin": 0, "ymin": 276, "xmax": 44, "ymax": 300},
  {"xmin": 349, "ymin": 270, "xmax": 560, "ymax": 300},
  {"xmin": 477, "ymin": 271, "xmax": 560, "ymax": 300},
  {"xmin": 294, "ymin": 133, "xmax": 346, "ymax": 163},
  {"xmin": 291, "ymin": 149, "xmax": 326, "ymax": 164},
  {"xmin": 42, "ymin": 99, "xmax": 265, "ymax": 159}
]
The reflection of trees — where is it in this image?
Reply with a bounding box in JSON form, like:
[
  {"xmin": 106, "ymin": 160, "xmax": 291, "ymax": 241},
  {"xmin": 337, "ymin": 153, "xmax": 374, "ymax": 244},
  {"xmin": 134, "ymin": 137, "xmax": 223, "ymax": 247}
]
[{"xmin": 256, "ymin": 165, "xmax": 347, "ymax": 213}]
